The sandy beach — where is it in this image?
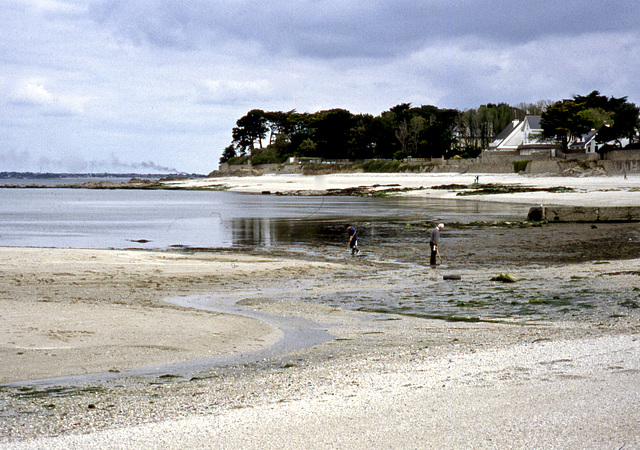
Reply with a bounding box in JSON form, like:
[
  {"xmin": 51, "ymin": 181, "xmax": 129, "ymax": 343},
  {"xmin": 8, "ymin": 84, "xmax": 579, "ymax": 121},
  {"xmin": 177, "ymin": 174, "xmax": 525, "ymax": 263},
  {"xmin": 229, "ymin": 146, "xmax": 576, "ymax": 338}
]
[
  {"xmin": 2, "ymin": 172, "xmax": 640, "ymax": 448},
  {"xmin": 170, "ymin": 171, "xmax": 640, "ymax": 207}
]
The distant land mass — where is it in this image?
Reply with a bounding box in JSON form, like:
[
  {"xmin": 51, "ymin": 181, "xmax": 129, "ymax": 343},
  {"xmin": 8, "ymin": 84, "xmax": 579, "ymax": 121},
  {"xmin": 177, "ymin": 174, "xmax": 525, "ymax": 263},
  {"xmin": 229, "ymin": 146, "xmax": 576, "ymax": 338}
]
[{"xmin": 0, "ymin": 171, "xmax": 207, "ymax": 179}]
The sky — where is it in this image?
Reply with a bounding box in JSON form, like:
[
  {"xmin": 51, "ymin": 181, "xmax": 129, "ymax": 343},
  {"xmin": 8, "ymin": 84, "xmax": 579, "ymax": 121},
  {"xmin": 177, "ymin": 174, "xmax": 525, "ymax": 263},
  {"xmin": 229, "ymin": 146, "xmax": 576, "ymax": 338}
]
[{"xmin": 2, "ymin": 0, "xmax": 639, "ymax": 174}]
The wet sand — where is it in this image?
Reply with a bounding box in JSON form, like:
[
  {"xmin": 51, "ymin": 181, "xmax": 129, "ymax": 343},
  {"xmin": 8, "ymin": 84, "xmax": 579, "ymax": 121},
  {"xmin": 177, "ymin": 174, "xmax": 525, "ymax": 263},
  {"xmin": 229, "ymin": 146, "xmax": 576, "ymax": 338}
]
[
  {"xmin": 0, "ymin": 248, "xmax": 344, "ymax": 384},
  {"xmin": 2, "ymin": 173, "xmax": 640, "ymax": 448}
]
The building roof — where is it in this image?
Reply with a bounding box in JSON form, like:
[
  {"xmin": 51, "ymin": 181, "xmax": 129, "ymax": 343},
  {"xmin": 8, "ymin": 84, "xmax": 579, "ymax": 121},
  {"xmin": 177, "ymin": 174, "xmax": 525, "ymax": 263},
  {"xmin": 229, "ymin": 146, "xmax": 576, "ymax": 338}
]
[
  {"xmin": 524, "ymin": 115, "xmax": 542, "ymax": 130},
  {"xmin": 488, "ymin": 115, "xmax": 551, "ymax": 152},
  {"xmin": 569, "ymin": 129, "xmax": 598, "ymax": 148},
  {"xmin": 493, "ymin": 120, "xmax": 519, "ymax": 141}
]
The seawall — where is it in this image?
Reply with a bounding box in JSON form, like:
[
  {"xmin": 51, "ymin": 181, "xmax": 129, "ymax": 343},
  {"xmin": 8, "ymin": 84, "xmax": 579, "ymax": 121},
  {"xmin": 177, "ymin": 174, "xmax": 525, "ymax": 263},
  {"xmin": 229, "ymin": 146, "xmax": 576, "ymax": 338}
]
[
  {"xmin": 217, "ymin": 153, "xmax": 640, "ymax": 177},
  {"xmin": 528, "ymin": 206, "xmax": 640, "ymax": 222}
]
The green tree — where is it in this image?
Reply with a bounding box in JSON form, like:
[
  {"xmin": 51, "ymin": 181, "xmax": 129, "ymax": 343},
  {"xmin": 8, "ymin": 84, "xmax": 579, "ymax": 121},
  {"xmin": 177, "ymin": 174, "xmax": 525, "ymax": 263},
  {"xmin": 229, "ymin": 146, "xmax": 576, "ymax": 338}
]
[
  {"xmin": 224, "ymin": 93, "xmax": 638, "ymax": 165},
  {"xmin": 370, "ymin": 110, "xmax": 401, "ymax": 158},
  {"xmin": 264, "ymin": 110, "xmax": 295, "ymax": 146},
  {"xmin": 310, "ymin": 109, "xmax": 355, "ymax": 160},
  {"xmin": 597, "ymin": 101, "xmax": 640, "ymax": 146},
  {"xmin": 298, "ymin": 138, "xmax": 317, "ymax": 155},
  {"xmin": 395, "ymin": 120, "xmax": 409, "ymax": 156},
  {"xmin": 540, "ymin": 100, "xmax": 593, "ymax": 152},
  {"xmin": 541, "ymin": 91, "xmax": 640, "ymax": 150},
  {"xmin": 408, "ymin": 116, "xmax": 426, "ymax": 155},
  {"xmin": 219, "ymin": 145, "xmax": 237, "ymax": 164},
  {"xmin": 614, "ymin": 102, "xmax": 640, "ymax": 143},
  {"xmin": 232, "ymin": 109, "xmax": 268, "ymax": 153},
  {"xmin": 412, "ymin": 106, "xmax": 458, "ymax": 158},
  {"xmin": 346, "ymin": 114, "xmax": 375, "ymax": 159},
  {"xmin": 250, "ymin": 147, "xmax": 281, "ymax": 165},
  {"xmin": 389, "ymin": 103, "xmax": 412, "ymax": 122},
  {"xmin": 578, "ymin": 108, "xmax": 613, "ymax": 130},
  {"xmin": 272, "ymin": 133, "xmax": 291, "ymax": 153},
  {"xmin": 571, "ymin": 91, "xmax": 639, "ymax": 146},
  {"xmin": 457, "ymin": 103, "xmax": 526, "ymax": 154},
  {"xmin": 381, "ymin": 104, "xmax": 413, "ymax": 158}
]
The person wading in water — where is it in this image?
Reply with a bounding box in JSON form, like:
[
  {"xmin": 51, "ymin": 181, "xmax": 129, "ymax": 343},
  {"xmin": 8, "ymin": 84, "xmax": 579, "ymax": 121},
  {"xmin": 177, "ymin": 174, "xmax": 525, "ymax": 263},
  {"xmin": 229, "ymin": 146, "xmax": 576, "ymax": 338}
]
[
  {"xmin": 430, "ymin": 223, "xmax": 444, "ymax": 266},
  {"xmin": 345, "ymin": 224, "xmax": 359, "ymax": 256}
]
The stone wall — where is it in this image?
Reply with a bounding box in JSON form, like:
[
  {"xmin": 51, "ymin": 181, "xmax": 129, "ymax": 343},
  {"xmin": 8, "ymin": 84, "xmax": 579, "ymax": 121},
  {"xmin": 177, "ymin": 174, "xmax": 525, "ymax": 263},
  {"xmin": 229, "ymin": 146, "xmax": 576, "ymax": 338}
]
[
  {"xmin": 217, "ymin": 153, "xmax": 640, "ymax": 176},
  {"xmin": 258, "ymin": 163, "xmax": 304, "ymax": 174},
  {"xmin": 525, "ymin": 160, "xmax": 562, "ymax": 174},
  {"xmin": 479, "ymin": 150, "xmax": 552, "ymax": 163},
  {"xmin": 528, "ymin": 206, "xmax": 640, "ymax": 222},
  {"xmin": 604, "ymin": 149, "xmax": 640, "ymax": 161},
  {"xmin": 598, "ymin": 160, "xmax": 640, "ymax": 173}
]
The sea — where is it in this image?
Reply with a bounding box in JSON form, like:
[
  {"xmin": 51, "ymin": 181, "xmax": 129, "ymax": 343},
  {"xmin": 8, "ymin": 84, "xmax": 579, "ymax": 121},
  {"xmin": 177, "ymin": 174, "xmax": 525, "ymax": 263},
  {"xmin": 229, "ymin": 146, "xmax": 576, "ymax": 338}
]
[{"xmin": 0, "ymin": 177, "xmax": 528, "ymax": 250}]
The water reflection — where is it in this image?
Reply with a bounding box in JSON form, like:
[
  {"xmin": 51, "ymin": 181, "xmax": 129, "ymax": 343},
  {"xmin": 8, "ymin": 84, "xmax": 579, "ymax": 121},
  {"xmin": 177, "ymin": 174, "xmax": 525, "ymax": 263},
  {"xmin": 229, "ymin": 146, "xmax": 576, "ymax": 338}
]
[
  {"xmin": 232, "ymin": 218, "xmax": 274, "ymax": 246},
  {"xmin": 0, "ymin": 189, "xmax": 530, "ymax": 249},
  {"xmin": 231, "ymin": 218, "xmax": 327, "ymax": 247}
]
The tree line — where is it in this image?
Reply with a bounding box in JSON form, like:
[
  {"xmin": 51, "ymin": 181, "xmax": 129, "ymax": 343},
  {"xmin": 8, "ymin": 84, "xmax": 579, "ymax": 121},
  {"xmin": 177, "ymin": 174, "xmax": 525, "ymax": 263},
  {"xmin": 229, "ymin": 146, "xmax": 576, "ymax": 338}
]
[
  {"xmin": 220, "ymin": 92, "xmax": 639, "ymax": 165},
  {"xmin": 540, "ymin": 91, "xmax": 639, "ymax": 152}
]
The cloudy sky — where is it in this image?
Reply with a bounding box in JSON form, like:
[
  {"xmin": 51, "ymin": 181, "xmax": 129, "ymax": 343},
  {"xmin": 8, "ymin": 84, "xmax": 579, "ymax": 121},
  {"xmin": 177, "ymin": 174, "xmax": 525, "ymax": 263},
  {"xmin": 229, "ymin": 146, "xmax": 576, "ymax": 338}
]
[{"xmin": 2, "ymin": 0, "xmax": 639, "ymax": 174}]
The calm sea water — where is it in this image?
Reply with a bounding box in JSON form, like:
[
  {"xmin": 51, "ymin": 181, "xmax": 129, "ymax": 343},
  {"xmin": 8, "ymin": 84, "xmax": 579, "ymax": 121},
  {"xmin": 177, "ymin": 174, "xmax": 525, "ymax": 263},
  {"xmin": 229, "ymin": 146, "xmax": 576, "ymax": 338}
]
[{"xmin": 0, "ymin": 186, "xmax": 528, "ymax": 250}]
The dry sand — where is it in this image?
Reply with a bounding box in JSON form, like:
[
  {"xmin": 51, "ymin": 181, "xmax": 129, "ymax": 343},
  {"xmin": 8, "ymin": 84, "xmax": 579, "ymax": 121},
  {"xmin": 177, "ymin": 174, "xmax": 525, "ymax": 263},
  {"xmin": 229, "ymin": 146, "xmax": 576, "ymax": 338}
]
[{"xmin": 2, "ymin": 173, "xmax": 640, "ymax": 448}]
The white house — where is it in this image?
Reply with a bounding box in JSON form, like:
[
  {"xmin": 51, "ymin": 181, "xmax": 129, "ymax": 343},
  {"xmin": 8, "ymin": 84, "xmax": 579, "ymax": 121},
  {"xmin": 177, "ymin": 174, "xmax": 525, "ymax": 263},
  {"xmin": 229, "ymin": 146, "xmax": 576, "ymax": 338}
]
[
  {"xmin": 488, "ymin": 116, "xmax": 555, "ymax": 155},
  {"xmin": 488, "ymin": 115, "xmax": 608, "ymax": 155},
  {"xmin": 568, "ymin": 129, "xmax": 598, "ymax": 153}
]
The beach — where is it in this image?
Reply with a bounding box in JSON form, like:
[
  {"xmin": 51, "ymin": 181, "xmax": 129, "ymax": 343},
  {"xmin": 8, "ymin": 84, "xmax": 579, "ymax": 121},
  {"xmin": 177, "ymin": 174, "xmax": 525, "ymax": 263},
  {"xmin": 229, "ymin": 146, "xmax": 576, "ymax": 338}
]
[
  {"xmin": 2, "ymin": 172, "xmax": 640, "ymax": 448},
  {"xmin": 170, "ymin": 171, "xmax": 640, "ymax": 207}
]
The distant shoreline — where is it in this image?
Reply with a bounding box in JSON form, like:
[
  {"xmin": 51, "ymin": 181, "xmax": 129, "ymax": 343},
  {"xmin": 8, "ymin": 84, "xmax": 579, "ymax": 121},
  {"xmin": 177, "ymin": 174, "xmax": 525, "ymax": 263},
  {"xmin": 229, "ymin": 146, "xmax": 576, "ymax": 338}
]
[
  {"xmin": 0, "ymin": 172, "xmax": 206, "ymax": 189},
  {"xmin": 3, "ymin": 172, "xmax": 640, "ymax": 210},
  {"xmin": 0, "ymin": 171, "xmax": 206, "ymax": 179}
]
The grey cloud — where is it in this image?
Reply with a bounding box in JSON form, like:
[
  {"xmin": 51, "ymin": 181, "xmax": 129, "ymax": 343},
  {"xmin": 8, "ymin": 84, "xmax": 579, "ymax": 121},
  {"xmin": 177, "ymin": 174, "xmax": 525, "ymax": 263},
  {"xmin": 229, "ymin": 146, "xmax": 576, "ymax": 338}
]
[
  {"xmin": 88, "ymin": 0, "xmax": 640, "ymax": 58},
  {"xmin": 88, "ymin": 0, "xmax": 221, "ymax": 49}
]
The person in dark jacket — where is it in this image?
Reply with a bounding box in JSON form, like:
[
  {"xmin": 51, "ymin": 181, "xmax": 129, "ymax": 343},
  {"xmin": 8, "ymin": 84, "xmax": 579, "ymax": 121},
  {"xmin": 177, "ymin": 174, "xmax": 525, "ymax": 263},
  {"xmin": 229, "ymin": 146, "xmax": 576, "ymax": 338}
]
[
  {"xmin": 345, "ymin": 224, "xmax": 359, "ymax": 256},
  {"xmin": 429, "ymin": 223, "xmax": 444, "ymax": 266}
]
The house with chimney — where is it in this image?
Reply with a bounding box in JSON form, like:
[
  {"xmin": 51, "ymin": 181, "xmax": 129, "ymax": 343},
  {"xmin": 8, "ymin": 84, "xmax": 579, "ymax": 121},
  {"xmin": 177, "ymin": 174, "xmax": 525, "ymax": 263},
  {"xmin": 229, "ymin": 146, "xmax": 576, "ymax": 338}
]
[
  {"xmin": 487, "ymin": 115, "xmax": 601, "ymax": 156},
  {"xmin": 487, "ymin": 116, "xmax": 556, "ymax": 155}
]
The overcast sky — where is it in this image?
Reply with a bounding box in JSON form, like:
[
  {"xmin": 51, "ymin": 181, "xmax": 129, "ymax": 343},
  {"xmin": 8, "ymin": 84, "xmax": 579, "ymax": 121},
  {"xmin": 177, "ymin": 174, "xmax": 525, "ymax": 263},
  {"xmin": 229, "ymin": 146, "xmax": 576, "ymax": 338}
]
[{"xmin": 2, "ymin": 0, "xmax": 639, "ymax": 174}]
